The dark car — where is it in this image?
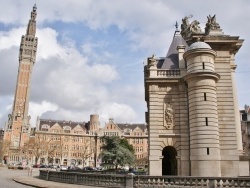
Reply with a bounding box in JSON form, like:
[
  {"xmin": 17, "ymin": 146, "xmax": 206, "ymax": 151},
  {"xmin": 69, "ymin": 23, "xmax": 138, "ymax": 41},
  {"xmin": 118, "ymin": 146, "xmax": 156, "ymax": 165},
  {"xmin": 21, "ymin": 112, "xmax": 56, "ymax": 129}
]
[
  {"xmin": 67, "ymin": 166, "xmax": 82, "ymax": 172},
  {"xmin": 33, "ymin": 164, "xmax": 40, "ymax": 168},
  {"xmin": 39, "ymin": 165, "xmax": 48, "ymax": 168},
  {"xmin": 82, "ymin": 166, "xmax": 95, "ymax": 171},
  {"xmin": 48, "ymin": 165, "xmax": 59, "ymax": 169}
]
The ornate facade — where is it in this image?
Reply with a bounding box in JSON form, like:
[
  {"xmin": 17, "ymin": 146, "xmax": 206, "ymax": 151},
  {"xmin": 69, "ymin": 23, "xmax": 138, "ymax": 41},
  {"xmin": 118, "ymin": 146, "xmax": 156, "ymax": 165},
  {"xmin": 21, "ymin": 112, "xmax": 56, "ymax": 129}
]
[
  {"xmin": 34, "ymin": 116, "xmax": 148, "ymax": 168},
  {"xmin": 144, "ymin": 15, "xmax": 249, "ymax": 177}
]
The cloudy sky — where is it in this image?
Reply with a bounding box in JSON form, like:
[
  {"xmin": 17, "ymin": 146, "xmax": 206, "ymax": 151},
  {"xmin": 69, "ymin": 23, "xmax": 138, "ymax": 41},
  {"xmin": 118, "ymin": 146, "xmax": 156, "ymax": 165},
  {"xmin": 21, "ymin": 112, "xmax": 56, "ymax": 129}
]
[{"xmin": 0, "ymin": 0, "xmax": 249, "ymax": 128}]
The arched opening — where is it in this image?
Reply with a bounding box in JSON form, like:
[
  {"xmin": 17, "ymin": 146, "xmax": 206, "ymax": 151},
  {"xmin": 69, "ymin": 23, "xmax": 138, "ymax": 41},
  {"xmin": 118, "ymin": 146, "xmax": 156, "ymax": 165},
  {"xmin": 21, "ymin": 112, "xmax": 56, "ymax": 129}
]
[{"xmin": 162, "ymin": 146, "xmax": 177, "ymax": 175}]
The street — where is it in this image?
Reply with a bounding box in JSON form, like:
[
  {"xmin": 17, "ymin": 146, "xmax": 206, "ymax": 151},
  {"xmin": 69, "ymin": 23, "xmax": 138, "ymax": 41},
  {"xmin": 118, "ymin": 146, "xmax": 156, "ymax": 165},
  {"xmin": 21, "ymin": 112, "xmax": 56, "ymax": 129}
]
[{"xmin": 0, "ymin": 166, "xmax": 39, "ymax": 188}]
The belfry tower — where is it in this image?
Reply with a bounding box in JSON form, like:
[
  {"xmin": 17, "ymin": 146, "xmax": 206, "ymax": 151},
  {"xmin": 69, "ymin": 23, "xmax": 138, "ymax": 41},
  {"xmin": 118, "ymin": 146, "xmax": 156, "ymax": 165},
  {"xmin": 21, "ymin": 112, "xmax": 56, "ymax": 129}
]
[{"xmin": 4, "ymin": 5, "xmax": 38, "ymax": 148}]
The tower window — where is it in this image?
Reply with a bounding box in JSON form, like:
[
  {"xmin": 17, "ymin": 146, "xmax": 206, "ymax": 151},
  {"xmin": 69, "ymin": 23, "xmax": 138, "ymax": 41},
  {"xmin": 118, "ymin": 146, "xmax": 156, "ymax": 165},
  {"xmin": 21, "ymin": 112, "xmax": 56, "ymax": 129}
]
[
  {"xmin": 207, "ymin": 148, "xmax": 209, "ymax": 155},
  {"xmin": 202, "ymin": 62, "xmax": 205, "ymax": 69},
  {"xmin": 204, "ymin": 93, "xmax": 207, "ymax": 101},
  {"xmin": 205, "ymin": 117, "xmax": 208, "ymax": 126}
]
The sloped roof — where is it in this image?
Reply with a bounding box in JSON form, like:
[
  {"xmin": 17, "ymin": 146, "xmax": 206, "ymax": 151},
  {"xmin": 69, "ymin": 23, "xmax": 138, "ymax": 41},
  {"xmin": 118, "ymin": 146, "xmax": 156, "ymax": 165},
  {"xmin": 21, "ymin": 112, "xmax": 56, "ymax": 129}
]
[
  {"xmin": 117, "ymin": 123, "xmax": 147, "ymax": 131},
  {"xmin": 39, "ymin": 119, "xmax": 87, "ymax": 130},
  {"xmin": 159, "ymin": 29, "xmax": 187, "ymax": 69},
  {"xmin": 101, "ymin": 120, "xmax": 123, "ymax": 132}
]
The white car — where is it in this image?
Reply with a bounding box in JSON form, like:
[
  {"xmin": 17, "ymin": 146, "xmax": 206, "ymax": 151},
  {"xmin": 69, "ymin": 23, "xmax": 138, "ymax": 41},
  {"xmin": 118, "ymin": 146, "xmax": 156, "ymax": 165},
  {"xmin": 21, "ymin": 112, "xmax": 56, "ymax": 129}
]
[{"xmin": 60, "ymin": 165, "xmax": 68, "ymax": 171}]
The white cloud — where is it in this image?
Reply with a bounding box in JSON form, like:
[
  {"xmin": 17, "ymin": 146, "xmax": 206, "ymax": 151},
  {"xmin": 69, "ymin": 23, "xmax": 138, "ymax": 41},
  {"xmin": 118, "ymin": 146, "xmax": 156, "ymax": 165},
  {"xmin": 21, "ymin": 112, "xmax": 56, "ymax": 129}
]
[
  {"xmin": 36, "ymin": 28, "xmax": 65, "ymax": 60},
  {"xmin": 29, "ymin": 101, "xmax": 58, "ymax": 125},
  {"xmin": 0, "ymin": 28, "xmax": 24, "ymax": 50},
  {"xmin": 98, "ymin": 102, "xmax": 137, "ymax": 125},
  {"xmin": 1, "ymin": 0, "xmax": 250, "ymax": 128}
]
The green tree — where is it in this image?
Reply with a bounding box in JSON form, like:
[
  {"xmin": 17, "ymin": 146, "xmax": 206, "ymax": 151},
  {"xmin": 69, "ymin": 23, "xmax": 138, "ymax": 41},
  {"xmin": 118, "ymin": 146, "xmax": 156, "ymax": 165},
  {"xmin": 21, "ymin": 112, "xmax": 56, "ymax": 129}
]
[{"xmin": 100, "ymin": 136, "xmax": 135, "ymax": 169}]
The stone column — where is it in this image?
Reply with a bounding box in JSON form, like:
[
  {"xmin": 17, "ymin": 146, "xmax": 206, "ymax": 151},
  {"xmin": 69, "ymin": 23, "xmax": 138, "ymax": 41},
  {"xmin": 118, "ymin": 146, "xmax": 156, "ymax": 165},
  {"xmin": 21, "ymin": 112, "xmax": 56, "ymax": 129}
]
[
  {"xmin": 230, "ymin": 63, "xmax": 243, "ymax": 153},
  {"xmin": 177, "ymin": 45, "xmax": 186, "ymax": 69}
]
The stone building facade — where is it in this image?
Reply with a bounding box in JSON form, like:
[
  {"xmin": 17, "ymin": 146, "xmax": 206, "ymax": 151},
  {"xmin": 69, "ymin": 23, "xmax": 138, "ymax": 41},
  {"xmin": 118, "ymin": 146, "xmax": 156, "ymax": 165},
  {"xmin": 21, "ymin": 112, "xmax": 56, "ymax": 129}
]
[
  {"xmin": 34, "ymin": 116, "xmax": 148, "ymax": 168},
  {"xmin": 35, "ymin": 115, "xmax": 99, "ymax": 167},
  {"xmin": 144, "ymin": 16, "xmax": 249, "ymax": 177}
]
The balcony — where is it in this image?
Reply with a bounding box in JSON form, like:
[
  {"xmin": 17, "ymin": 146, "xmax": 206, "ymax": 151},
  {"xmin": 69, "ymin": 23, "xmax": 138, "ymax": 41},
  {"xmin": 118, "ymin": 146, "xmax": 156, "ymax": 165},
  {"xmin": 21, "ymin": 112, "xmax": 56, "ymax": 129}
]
[{"xmin": 157, "ymin": 69, "xmax": 181, "ymax": 77}]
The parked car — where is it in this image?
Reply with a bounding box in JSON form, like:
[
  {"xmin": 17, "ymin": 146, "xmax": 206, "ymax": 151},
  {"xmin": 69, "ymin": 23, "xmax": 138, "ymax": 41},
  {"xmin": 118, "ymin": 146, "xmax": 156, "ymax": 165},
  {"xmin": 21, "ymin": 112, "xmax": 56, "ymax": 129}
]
[
  {"xmin": 95, "ymin": 166, "xmax": 103, "ymax": 171},
  {"xmin": 39, "ymin": 165, "xmax": 48, "ymax": 168},
  {"xmin": 11, "ymin": 162, "xmax": 22, "ymax": 167},
  {"xmin": 82, "ymin": 166, "xmax": 95, "ymax": 171},
  {"xmin": 67, "ymin": 166, "xmax": 82, "ymax": 172},
  {"xmin": 47, "ymin": 165, "xmax": 59, "ymax": 169},
  {"xmin": 33, "ymin": 164, "xmax": 40, "ymax": 168},
  {"xmin": 137, "ymin": 167, "xmax": 145, "ymax": 172},
  {"xmin": 59, "ymin": 165, "xmax": 68, "ymax": 171}
]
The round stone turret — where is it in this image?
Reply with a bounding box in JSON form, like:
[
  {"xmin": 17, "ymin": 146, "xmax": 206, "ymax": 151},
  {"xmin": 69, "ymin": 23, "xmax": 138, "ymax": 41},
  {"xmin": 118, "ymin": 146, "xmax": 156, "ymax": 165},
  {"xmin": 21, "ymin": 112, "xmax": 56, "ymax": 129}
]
[
  {"xmin": 90, "ymin": 114, "xmax": 100, "ymax": 131},
  {"xmin": 183, "ymin": 41, "xmax": 221, "ymax": 177}
]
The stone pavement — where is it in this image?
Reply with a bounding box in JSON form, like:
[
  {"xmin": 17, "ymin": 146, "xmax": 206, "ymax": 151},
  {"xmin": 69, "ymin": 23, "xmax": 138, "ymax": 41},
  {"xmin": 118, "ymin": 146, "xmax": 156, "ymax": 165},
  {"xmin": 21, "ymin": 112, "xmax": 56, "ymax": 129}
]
[
  {"xmin": 1, "ymin": 166, "xmax": 98, "ymax": 188},
  {"xmin": 13, "ymin": 175, "xmax": 98, "ymax": 188}
]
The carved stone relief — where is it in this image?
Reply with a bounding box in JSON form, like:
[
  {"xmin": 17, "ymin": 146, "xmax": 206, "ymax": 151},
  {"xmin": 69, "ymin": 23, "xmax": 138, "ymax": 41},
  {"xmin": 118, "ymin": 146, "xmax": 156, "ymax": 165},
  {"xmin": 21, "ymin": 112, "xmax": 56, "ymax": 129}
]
[
  {"xmin": 149, "ymin": 85, "xmax": 158, "ymax": 92},
  {"xmin": 159, "ymin": 86, "xmax": 172, "ymax": 92},
  {"xmin": 164, "ymin": 102, "xmax": 174, "ymax": 129}
]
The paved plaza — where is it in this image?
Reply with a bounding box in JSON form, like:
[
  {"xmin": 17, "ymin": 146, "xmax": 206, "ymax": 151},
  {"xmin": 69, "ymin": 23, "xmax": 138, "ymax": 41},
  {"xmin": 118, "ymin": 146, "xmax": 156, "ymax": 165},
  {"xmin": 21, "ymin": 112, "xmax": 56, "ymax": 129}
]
[{"xmin": 0, "ymin": 166, "xmax": 97, "ymax": 188}]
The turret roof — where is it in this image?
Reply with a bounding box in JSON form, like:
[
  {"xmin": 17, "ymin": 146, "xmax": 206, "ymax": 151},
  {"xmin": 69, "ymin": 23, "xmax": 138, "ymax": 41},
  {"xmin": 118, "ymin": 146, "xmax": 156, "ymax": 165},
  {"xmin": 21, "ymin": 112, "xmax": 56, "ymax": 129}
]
[
  {"xmin": 159, "ymin": 28, "xmax": 187, "ymax": 69},
  {"xmin": 188, "ymin": 41, "xmax": 211, "ymax": 51}
]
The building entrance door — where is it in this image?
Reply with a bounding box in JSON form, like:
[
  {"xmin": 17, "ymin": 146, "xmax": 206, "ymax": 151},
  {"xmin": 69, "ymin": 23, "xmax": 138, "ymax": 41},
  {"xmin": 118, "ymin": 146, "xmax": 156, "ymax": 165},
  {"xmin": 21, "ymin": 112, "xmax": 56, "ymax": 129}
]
[{"xmin": 162, "ymin": 146, "xmax": 177, "ymax": 175}]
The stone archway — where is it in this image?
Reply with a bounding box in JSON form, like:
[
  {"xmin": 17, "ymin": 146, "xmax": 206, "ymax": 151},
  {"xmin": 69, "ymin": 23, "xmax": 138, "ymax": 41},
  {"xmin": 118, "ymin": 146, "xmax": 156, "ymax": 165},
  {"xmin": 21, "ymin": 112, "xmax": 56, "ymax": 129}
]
[{"xmin": 162, "ymin": 146, "xmax": 177, "ymax": 175}]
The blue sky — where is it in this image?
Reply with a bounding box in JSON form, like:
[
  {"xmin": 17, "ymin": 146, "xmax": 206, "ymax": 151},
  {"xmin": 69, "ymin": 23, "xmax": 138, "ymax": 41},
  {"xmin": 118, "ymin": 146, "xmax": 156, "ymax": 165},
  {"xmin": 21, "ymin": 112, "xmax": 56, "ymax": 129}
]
[{"xmin": 0, "ymin": 0, "xmax": 250, "ymax": 127}]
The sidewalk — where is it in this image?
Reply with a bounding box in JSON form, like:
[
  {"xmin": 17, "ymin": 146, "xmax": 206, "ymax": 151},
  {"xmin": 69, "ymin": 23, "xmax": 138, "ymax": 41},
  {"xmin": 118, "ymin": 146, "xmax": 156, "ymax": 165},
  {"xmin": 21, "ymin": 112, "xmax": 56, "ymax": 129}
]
[{"xmin": 13, "ymin": 175, "xmax": 98, "ymax": 188}]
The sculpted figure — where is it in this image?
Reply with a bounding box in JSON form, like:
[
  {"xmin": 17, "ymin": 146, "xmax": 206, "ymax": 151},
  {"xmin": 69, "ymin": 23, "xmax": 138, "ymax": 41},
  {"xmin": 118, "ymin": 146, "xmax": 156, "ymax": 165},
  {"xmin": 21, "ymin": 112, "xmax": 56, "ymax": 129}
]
[
  {"xmin": 148, "ymin": 54, "xmax": 156, "ymax": 67},
  {"xmin": 205, "ymin": 14, "xmax": 220, "ymax": 34},
  {"xmin": 181, "ymin": 16, "xmax": 190, "ymax": 33},
  {"xmin": 189, "ymin": 20, "xmax": 201, "ymax": 33},
  {"xmin": 181, "ymin": 15, "xmax": 201, "ymax": 37}
]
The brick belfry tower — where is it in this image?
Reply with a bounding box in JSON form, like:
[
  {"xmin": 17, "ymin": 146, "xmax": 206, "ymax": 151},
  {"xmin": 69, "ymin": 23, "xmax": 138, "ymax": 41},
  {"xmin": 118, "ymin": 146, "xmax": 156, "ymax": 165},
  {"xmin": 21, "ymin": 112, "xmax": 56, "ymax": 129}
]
[
  {"xmin": 144, "ymin": 16, "xmax": 249, "ymax": 177},
  {"xmin": 4, "ymin": 5, "xmax": 38, "ymax": 149}
]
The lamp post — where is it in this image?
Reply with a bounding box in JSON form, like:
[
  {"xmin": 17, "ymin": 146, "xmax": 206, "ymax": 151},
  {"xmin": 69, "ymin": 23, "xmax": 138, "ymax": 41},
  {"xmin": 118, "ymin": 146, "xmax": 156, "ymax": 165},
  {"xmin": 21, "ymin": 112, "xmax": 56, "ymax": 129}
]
[{"xmin": 94, "ymin": 132, "xmax": 98, "ymax": 168}]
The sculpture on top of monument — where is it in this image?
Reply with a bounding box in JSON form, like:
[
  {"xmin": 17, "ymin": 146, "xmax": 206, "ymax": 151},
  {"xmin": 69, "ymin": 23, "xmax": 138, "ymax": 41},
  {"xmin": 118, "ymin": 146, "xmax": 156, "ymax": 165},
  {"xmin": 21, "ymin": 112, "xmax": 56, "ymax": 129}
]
[
  {"xmin": 205, "ymin": 14, "xmax": 221, "ymax": 35},
  {"xmin": 181, "ymin": 15, "xmax": 202, "ymax": 38},
  {"xmin": 148, "ymin": 54, "xmax": 157, "ymax": 68}
]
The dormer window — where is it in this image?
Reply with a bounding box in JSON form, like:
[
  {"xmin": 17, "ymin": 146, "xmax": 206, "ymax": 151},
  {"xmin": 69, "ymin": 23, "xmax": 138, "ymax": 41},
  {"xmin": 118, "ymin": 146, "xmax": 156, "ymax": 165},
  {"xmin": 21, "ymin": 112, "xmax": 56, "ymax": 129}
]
[{"xmin": 41, "ymin": 124, "xmax": 50, "ymax": 131}]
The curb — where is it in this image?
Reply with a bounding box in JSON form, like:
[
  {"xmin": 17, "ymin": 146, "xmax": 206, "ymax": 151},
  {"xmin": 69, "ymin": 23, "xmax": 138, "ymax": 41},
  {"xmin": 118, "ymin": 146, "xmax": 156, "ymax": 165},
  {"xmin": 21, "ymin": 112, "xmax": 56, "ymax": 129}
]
[{"xmin": 13, "ymin": 176, "xmax": 47, "ymax": 188}]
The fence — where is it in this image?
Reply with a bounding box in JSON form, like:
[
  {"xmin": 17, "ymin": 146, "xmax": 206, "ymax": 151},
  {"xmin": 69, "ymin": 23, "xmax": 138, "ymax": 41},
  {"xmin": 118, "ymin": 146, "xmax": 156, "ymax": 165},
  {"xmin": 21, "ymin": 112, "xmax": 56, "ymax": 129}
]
[{"xmin": 39, "ymin": 170, "xmax": 250, "ymax": 188}]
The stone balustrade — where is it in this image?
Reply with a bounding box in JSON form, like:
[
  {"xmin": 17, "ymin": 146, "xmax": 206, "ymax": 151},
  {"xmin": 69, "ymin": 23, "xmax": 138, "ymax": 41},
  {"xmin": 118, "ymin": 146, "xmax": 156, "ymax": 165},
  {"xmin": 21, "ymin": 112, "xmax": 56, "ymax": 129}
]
[
  {"xmin": 39, "ymin": 170, "xmax": 250, "ymax": 188},
  {"xmin": 40, "ymin": 170, "xmax": 129, "ymax": 187},
  {"xmin": 157, "ymin": 69, "xmax": 181, "ymax": 77},
  {"xmin": 134, "ymin": 176, "xmax": 250, "ymax": 188}
]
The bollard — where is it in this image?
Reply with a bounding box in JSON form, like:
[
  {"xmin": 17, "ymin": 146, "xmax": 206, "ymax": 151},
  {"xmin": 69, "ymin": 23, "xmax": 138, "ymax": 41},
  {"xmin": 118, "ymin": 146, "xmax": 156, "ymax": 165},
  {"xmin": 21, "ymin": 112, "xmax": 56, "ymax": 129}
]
[
  {"xmin": 126, "ymin": 173, "xmax": 135, "ymax": 188},
  {"xmin": 47, "ymin": 170, "xmax": 50, "ymax": 181}
]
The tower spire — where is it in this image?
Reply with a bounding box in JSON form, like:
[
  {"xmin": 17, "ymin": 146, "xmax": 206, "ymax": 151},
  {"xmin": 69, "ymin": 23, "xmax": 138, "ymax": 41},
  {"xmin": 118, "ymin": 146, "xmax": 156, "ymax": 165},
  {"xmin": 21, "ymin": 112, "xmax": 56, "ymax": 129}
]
[
  {"xmin": 26, "ymin": 4, "xmax": 37, "ymax": 36},
  {"xmin": 175, "ymin": 21, "xmax": 179, "ymax": 31}
]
